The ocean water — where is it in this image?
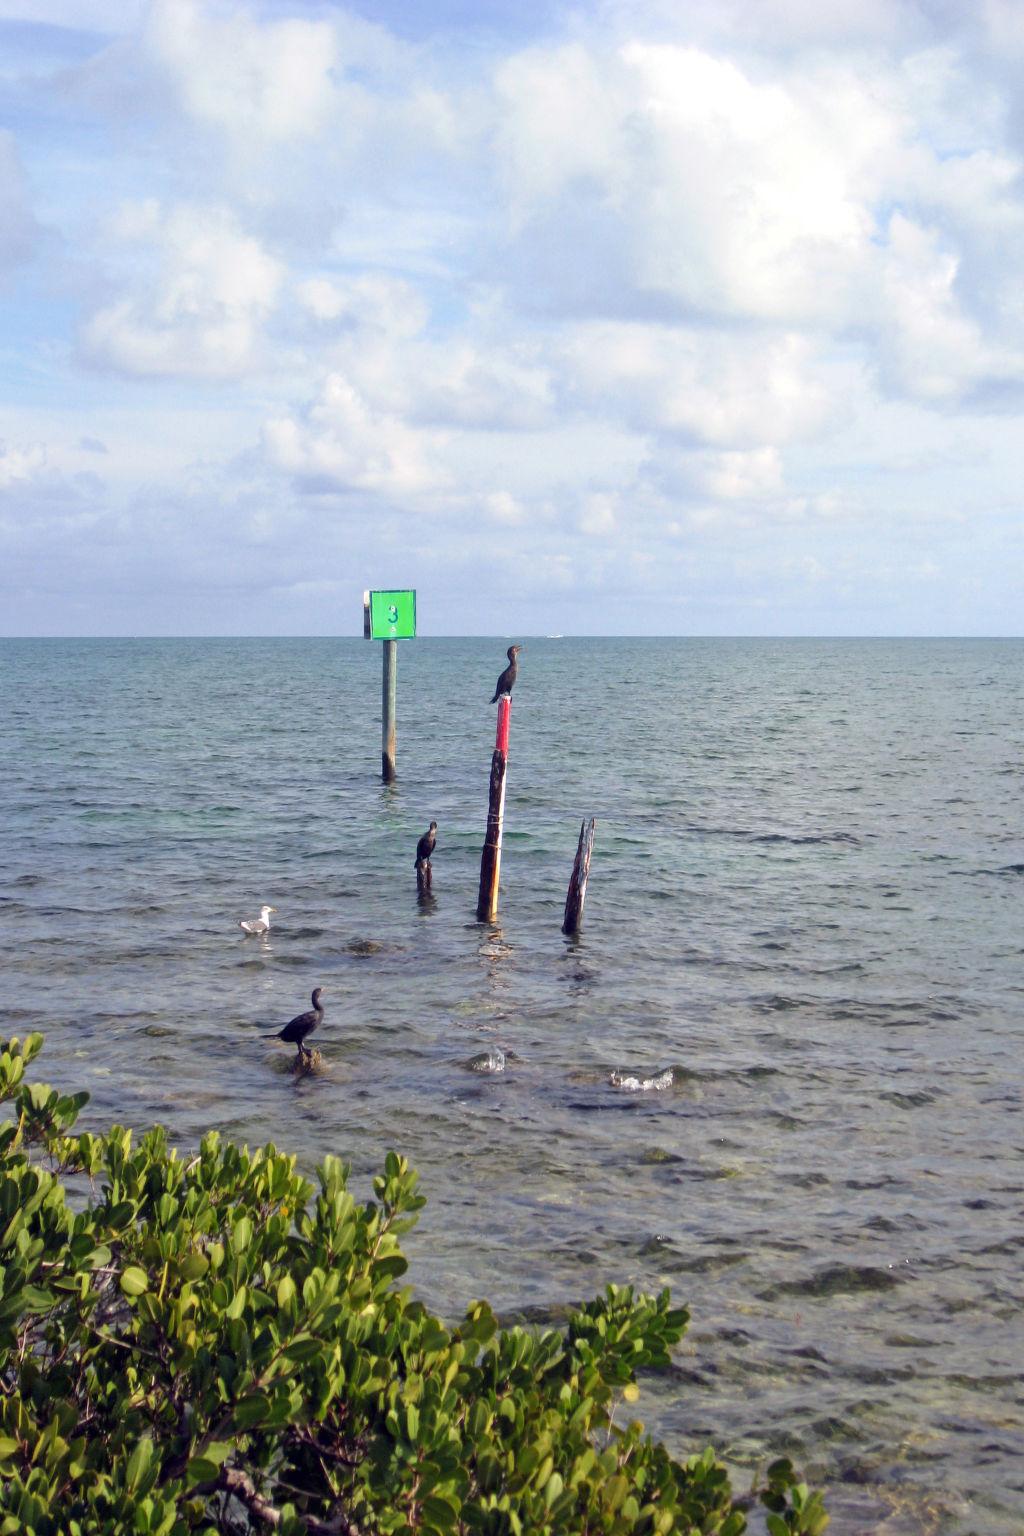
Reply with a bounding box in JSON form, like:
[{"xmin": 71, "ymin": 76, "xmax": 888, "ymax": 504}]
[{"xmin": 1, "ymin": 636, "xmax": 1022, "ymax": 1533}]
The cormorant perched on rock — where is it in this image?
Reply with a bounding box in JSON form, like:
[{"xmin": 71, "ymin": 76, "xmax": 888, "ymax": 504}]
[
  {"xmin": 271, "ymin": 987, "xmax": 323, "ymax": 1061},
  {"xmin": 415, "ymin": 821, "xmax": 437, "ymax": 869},
  {"xmin": 490, "ymin": 645, "xmax": 522, "ymax": 703},
  {"xmin": 239, "ymin": 904, "xmax": 275, "ymax": 936}
]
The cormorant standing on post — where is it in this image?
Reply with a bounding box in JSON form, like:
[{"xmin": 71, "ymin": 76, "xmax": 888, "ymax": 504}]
[
  {"xmin": 490, "ymin": 645, "xmax": 522, "ymax": 703},
  {"xmin": 271, "ymin": 987, "xmax": 323, "ymax": 1061},
  {"xmin": 415, "ymin": 821, "xmax": 437, "ymax": 869}
]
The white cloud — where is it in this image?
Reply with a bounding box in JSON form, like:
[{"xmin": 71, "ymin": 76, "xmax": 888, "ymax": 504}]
[
  {"xmin": 65, "ymin": 0, "xmax": 460, "ymax": 219},
  {"xmin": 494, "ymin": 43, "xmax": 627, "ymax": 212},
  {"xmin": 561, "ymin": 324, "xmax": 832, "ymax": 447},
  {"xmin": 290, "ymin": 274, "xmax": 555, "ymax": 432},
  {"xmin": 294, "ymin": 273, "xmax": 429, "ymax": 339},
  {"xmin": 81, "ymin": 202, "xmax": 282, "ymax": 378},
  {"xmin": 494, "ymin": 32, "xmax": 1024, "ymax": 413},
  {"xmin": 399, "ymin": 339, "xmax": 554, "ymax": 431},
  {"xmin": 578, "ymin": 492, "xmax": 617, "ymax": 535},
  {"xmin": 874, "ymin": 212, "xmax": 988, "ymax": 401},
  {"xmin": 0, "ymin": 441, "xmax": 47, "ymax": 489},
  {"xmin": 295, "ymin": 277, "xmax": 350, "ymax": 324},
  {"xmin": 485, "ymin": 490, "xmax": 526, "ymax": 526},
  {"xmin": 620, "ymin": 43, "xmax": 876, "ymax": 322},
  {"xmin": 262, "ymin": 374, "xmax": 445, "ymax": 497},
  {"xmin": 0, "ymin": 440, "xmax": 107, "ymax": 574},
  {"xmin": 495, "ymin": 42, "xmax": 888, "ymax": 325},
  {"xmin": 143, "ymin": 0, "xmax": 336, "ymax": 142},
  {"xmin": 700, "ymin": 447, "xmax": 784, "ymax": 501},
  {"xmin": 865, "ymin": 208, "xmax": 1024, "ymax": 405}
]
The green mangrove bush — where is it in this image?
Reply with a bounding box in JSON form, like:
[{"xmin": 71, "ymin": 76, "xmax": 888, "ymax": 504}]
[{"xmin": 0, "ymin": 1034, "xmax": 828, "ymax": 1536}]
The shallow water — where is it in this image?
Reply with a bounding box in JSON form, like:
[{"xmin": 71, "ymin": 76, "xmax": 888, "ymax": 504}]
[{"xmin": 2, "ymin": 636, "xmax": 1022, "ymax": 1533}]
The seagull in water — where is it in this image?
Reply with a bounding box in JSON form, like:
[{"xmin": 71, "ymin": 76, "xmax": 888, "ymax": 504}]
[
  {"xmin": 239, "ymin": 904, "xmax": 275, "ymax": 936},
  {"xmin": 271, "ymin": 987, "xmax": 324, "ymax": 1062},
  {"xmin": 490, "ymin": 644, "xmax": 523, "ymax": 703},
  {"xmin": 415, "ymin": 821, "xmax": 437, "ymax": 870}
]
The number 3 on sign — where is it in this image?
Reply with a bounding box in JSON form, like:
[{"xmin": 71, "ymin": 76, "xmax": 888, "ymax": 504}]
[{"xmin": 365, "ymin": 589, "xmax": 416, "ymax": 640}]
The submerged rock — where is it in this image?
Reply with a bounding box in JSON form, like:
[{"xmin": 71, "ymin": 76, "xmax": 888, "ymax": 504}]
[
  {"xmin": 464, "ymin": 1047, "xmax": 507, "ymax": 1074},
  {"xmin": 609, "ymin": 1067, "xmax": 674, "ymax": 1093},
  {"xmin": 290, "ymin": 1049, "xmax": 324, "ymax": 1077},
  {"xmin": 347, "ymin": 939, "xmax": 385, "ymax": 956}
]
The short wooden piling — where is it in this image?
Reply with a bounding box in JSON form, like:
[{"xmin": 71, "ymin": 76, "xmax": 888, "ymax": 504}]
[
  {"xmin": 477, "ymin": 696, "xmax": 511, "ymax": 922},
  {"xmin": 562, "ymin": 818, "xmax": 596, "ymax": 935},
  {"xmin": 381, "ymin": 638, "xmax": 397, "ymax": 783}
]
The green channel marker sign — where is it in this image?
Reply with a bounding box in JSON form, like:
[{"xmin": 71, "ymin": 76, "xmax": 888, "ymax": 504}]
[{"xmin": 365, "ymin": 589, "xmax": 416, "ymax": 640}]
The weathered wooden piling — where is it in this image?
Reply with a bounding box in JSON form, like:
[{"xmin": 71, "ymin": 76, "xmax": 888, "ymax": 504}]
[
  {"xmin": 562, "ymin": 817, "xmax": 596, "ymax": 935},
  {"xmin": 381, "ymin": 638, "xmax": 397, "ymax": 783},
  {"xmin": 477, "ymin": 696, "xmax": 511, "ymax": 922}
]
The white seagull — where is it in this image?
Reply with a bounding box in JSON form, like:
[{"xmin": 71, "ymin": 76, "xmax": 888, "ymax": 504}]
[{"xmin": 239, "ymin": 904, "xmax": 275, "ymax": 936}]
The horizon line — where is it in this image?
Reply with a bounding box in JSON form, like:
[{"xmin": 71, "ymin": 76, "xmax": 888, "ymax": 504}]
[{"xmin": 2, "ymin": 633, "xmax": 1023, "ymax": 642}]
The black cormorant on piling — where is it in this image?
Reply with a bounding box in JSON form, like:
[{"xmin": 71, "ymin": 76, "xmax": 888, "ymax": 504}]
[
  {"xmin": 490, "ymin": 645, "xmax": 522, "ymax": 703},
  {"xmin": 415, "ymin": 821, "xmax": 437, "ymax": 869},
  {"xmin": 271, "ymin": 987, "xmax": 323, "ymax": 1061}
]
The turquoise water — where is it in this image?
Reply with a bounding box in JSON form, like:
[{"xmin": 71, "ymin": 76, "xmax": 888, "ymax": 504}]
[{"xmin": 2, "ymin": 637, "xmax": 1022, "ymax": 1532}]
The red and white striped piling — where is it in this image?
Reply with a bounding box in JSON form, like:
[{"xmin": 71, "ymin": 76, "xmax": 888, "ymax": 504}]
[{"xmin": 476, "ymin": 695, "xmax": 511, "ymax": 922}]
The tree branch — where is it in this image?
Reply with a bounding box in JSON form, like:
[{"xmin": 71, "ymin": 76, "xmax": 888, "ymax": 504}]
[{"xmin": 217, "ymin": 1466, "xmax": 362, "ymax": 1536}]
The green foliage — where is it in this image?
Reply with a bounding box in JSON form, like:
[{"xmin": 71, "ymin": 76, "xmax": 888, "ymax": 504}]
[{"xmin": 0, "ymin": 1035, "xmax": 828, "ymax": 1536}]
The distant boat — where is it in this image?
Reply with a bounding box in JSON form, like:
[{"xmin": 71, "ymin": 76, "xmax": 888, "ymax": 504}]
[{"xmin": 546, "ymin": 634, "xmax": 563, "ymax": 639}]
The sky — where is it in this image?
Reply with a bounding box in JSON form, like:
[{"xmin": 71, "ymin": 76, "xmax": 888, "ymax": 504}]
[{"xmin": 2, "ymin": 0, "xmax": 1024, "ymax": 635}]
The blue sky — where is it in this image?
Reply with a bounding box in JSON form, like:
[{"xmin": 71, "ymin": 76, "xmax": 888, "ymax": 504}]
[{"xmin": 2, "ymin": 0, "xmax": 1024, "ymax": 635}]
